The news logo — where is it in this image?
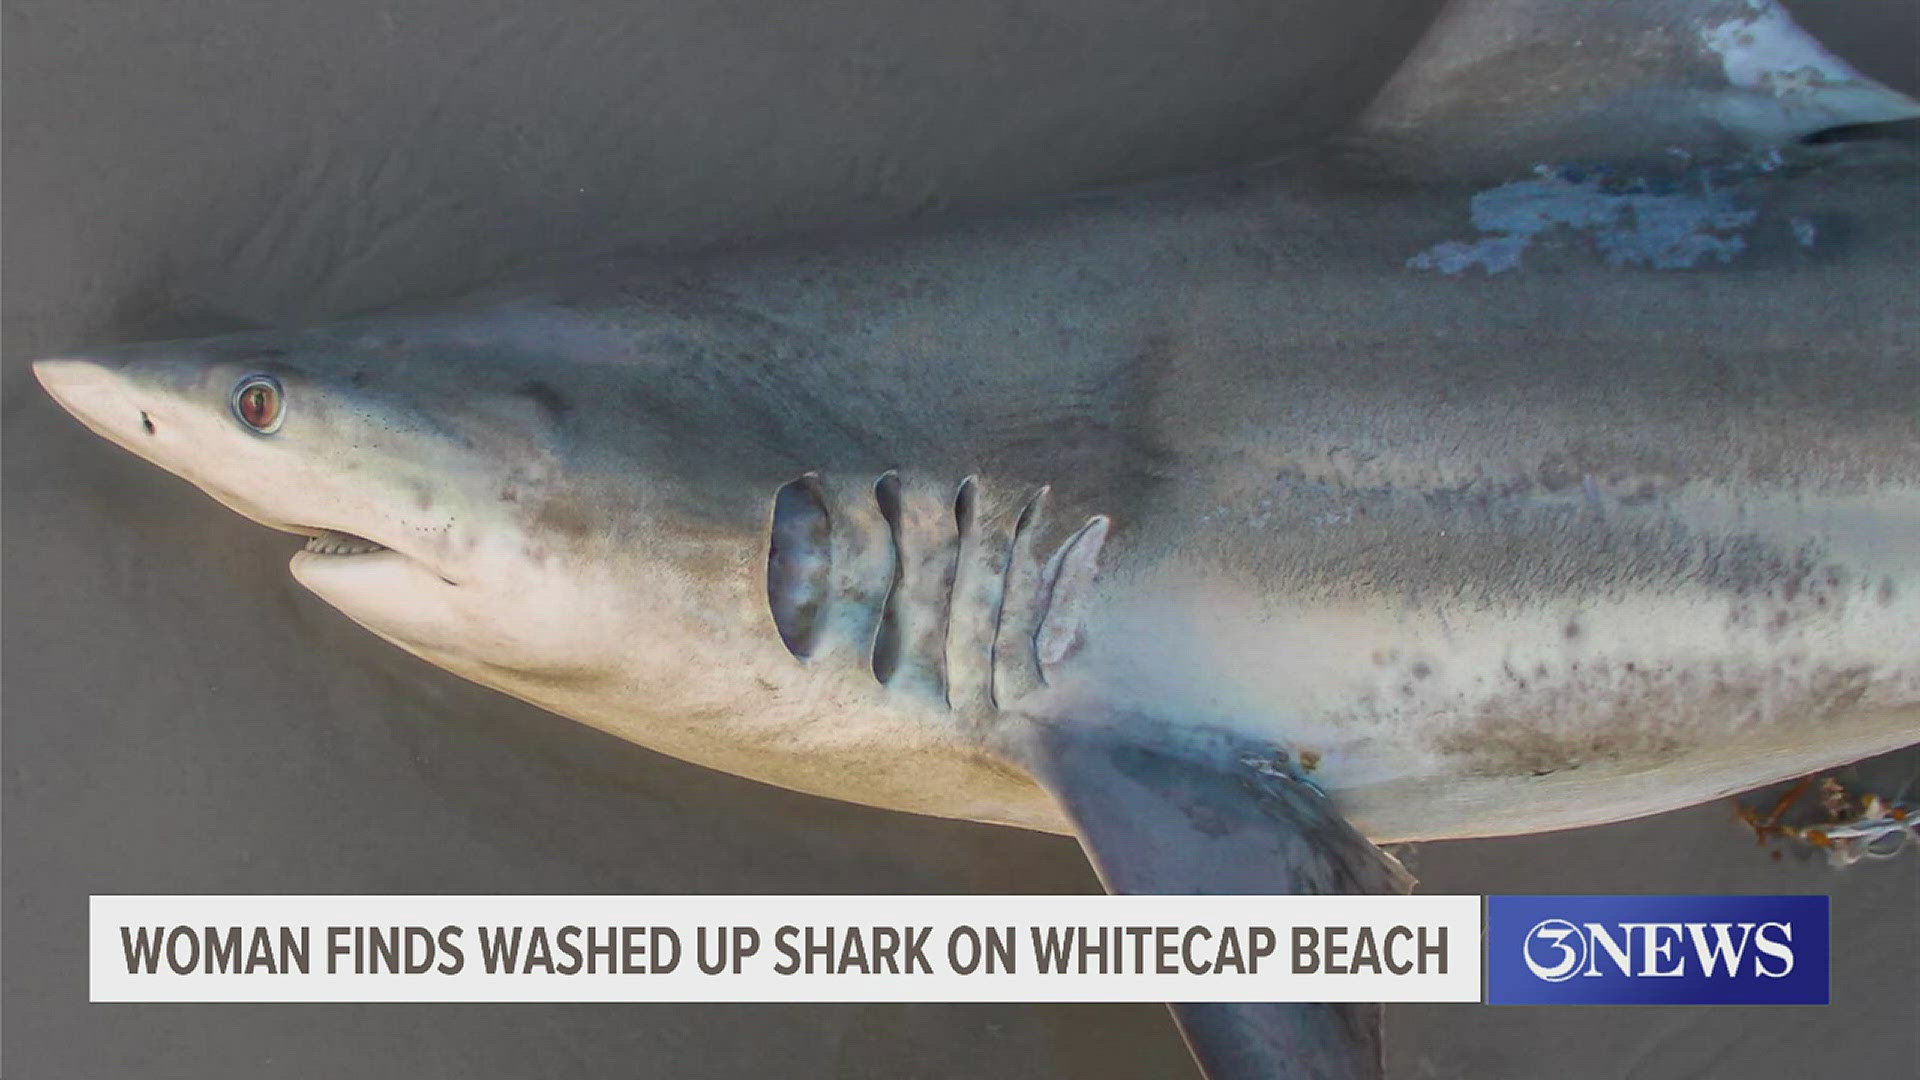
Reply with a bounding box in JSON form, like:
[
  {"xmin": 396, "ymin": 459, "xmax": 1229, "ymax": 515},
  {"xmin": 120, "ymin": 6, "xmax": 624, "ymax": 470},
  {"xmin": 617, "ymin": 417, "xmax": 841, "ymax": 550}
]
[{"xmin": 1486, "ymin": 896, "xmax": 1829, "ymax": 1005}]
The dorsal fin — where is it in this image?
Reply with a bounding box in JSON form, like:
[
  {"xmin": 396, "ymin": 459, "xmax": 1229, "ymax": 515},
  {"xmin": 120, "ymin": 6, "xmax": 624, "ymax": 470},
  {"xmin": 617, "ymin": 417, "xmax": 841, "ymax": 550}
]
[{"xmin": 1358, "ymin": 0, "xmax": 1920, "ymax": 172}]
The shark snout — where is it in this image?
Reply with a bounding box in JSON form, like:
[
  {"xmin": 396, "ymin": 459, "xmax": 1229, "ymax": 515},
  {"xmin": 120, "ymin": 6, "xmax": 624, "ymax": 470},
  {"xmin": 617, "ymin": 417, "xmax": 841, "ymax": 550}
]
[
  {"xmin": 35, "ymin": 357, "xmax": 111, "ymax": 405},
  {"xmin": 34, "ymin": 355, "xmax": 241, "ymax": 501},
  {"xmin": 33, "ymin": 358, "xmax": 154, "ymax": 447}
]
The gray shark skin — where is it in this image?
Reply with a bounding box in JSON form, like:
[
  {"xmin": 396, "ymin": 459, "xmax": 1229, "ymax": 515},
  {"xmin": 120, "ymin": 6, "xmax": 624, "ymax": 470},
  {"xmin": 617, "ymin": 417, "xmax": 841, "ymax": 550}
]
[
  {"xmin": 39, "ymin": 147, "xmax": 1920, "ymax": 834},
  {"xmin": 29, "ymin": 2, "xmax": 1920, "ymax": 1078}
]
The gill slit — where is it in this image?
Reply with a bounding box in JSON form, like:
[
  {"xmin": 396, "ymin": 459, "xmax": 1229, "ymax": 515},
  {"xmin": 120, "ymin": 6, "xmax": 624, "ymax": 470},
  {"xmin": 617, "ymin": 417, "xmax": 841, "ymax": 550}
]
[
  {"xmin": 767, "ymin": 473, "xmax": 830, "ymax": 658},
  {"xmin": 989, "ymin": 485, "xmax": 1049, "ymax": 709},
  {"xmin": 870, "ymin": 471, "xmax": 905, "ymax": 685}
]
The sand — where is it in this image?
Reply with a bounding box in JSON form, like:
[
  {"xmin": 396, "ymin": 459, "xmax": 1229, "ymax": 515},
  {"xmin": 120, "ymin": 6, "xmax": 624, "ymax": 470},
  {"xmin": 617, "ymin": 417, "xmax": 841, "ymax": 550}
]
[{"xmin": 5, "ymin": 2, "xmax": 1914, "ymax": 1076}]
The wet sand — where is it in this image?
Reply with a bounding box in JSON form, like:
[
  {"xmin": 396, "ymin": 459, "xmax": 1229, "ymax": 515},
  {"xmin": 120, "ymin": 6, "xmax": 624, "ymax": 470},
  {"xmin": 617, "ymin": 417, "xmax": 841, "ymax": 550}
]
[{"xmin": 5, "ymin": 2, "xmax": 1915, "ymax": 1076}]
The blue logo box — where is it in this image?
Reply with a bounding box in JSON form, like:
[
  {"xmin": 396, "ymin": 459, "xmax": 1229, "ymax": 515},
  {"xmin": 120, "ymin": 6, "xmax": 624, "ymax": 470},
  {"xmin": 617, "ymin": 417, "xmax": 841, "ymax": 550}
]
[{"xmin": 1486, "ymin": 895, "xmax": 1829, "ymax": 1005}]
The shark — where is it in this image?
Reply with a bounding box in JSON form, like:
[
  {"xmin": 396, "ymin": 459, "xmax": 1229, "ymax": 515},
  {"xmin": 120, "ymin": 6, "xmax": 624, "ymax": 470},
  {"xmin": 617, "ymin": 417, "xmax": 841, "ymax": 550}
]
[{"xmin": 30, "ymin": 1, "xmax": 1920, "ymax": 1076}]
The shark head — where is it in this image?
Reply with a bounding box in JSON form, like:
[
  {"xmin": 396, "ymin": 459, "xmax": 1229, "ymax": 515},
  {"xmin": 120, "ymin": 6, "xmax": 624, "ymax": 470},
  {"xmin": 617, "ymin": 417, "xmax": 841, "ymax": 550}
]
[{"xmin": 33, "ymin": 312, "xmax": 653, "ymax": 683}]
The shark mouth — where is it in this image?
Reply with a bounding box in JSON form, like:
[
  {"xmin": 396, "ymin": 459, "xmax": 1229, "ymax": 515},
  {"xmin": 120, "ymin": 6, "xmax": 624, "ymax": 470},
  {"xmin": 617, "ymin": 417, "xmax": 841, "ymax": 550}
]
[{"xmin": 300, "ymin": 528, "xmax": 387, "ymax": 556}]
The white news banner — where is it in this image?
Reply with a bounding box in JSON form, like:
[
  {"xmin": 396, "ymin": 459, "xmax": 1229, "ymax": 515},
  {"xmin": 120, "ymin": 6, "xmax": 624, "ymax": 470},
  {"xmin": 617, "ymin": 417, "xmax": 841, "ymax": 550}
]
[{"xmin": 92, "ymin": 894, "xmax": 1482, "ymax": 1003}]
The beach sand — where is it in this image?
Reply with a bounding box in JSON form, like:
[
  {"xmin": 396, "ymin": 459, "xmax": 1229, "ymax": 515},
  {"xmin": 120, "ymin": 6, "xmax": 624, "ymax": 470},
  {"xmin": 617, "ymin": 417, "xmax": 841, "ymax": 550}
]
[{"xmin": 5, "ymin": 2, "xmax": 1914, "ymax": 1076}]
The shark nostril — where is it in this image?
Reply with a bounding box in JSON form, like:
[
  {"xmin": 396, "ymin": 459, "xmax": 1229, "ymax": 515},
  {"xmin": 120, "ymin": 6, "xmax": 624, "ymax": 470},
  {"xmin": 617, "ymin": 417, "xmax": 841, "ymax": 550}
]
[{"xmin": 140, "ymin": 411, "xmax": 155, "ymax": 435}]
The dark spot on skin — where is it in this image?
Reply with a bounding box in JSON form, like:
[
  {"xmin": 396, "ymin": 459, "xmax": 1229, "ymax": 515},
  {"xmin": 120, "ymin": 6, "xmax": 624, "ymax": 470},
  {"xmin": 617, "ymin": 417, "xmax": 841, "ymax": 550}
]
[
  {"xmin": 1183, "ymin": 802, "xmax": 1234, "ymax": 838},
  {"xmin": 1534, "ymin": 663, "xmax": 1549, "ymax": 679},
  {"xmin": 516, "ymin": 379, "xmax": 572, "ymax": 422},
  {"xmin": 1880, "ymin": 578, "xmax": 1897, "ymax": 606},
  {"xmin": 140, "ymin": 411, "xmax": 155, "ymax": 435},
  {"xmin": 1410, "ymin": 661, "xmax": 1432, "ymax": 680},
  {"xmin": 349, "ymin": 370, "xmax": 368, "ymax": 387},
  {"xmin": 532, "ymin": 494, "xmax": 597, "ymax": 539},
  {"xmin": 1563, "ymin": 619, "xmax": 1581, "ymax": 640}
]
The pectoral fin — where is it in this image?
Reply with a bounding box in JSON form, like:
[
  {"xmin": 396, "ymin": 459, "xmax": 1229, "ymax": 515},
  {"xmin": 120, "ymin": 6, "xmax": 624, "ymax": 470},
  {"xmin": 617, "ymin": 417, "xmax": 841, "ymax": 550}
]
[{"xmin": 1023, "ymin": 723, "xmax": 1411, "ymax": 1080}]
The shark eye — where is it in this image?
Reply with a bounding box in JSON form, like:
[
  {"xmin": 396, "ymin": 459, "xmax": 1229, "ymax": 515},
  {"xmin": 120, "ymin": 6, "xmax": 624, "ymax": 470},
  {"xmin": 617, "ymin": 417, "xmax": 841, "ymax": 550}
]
[{"xmin": 231, "ymin": 375, "xmax": 283, "ymax": 433}]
